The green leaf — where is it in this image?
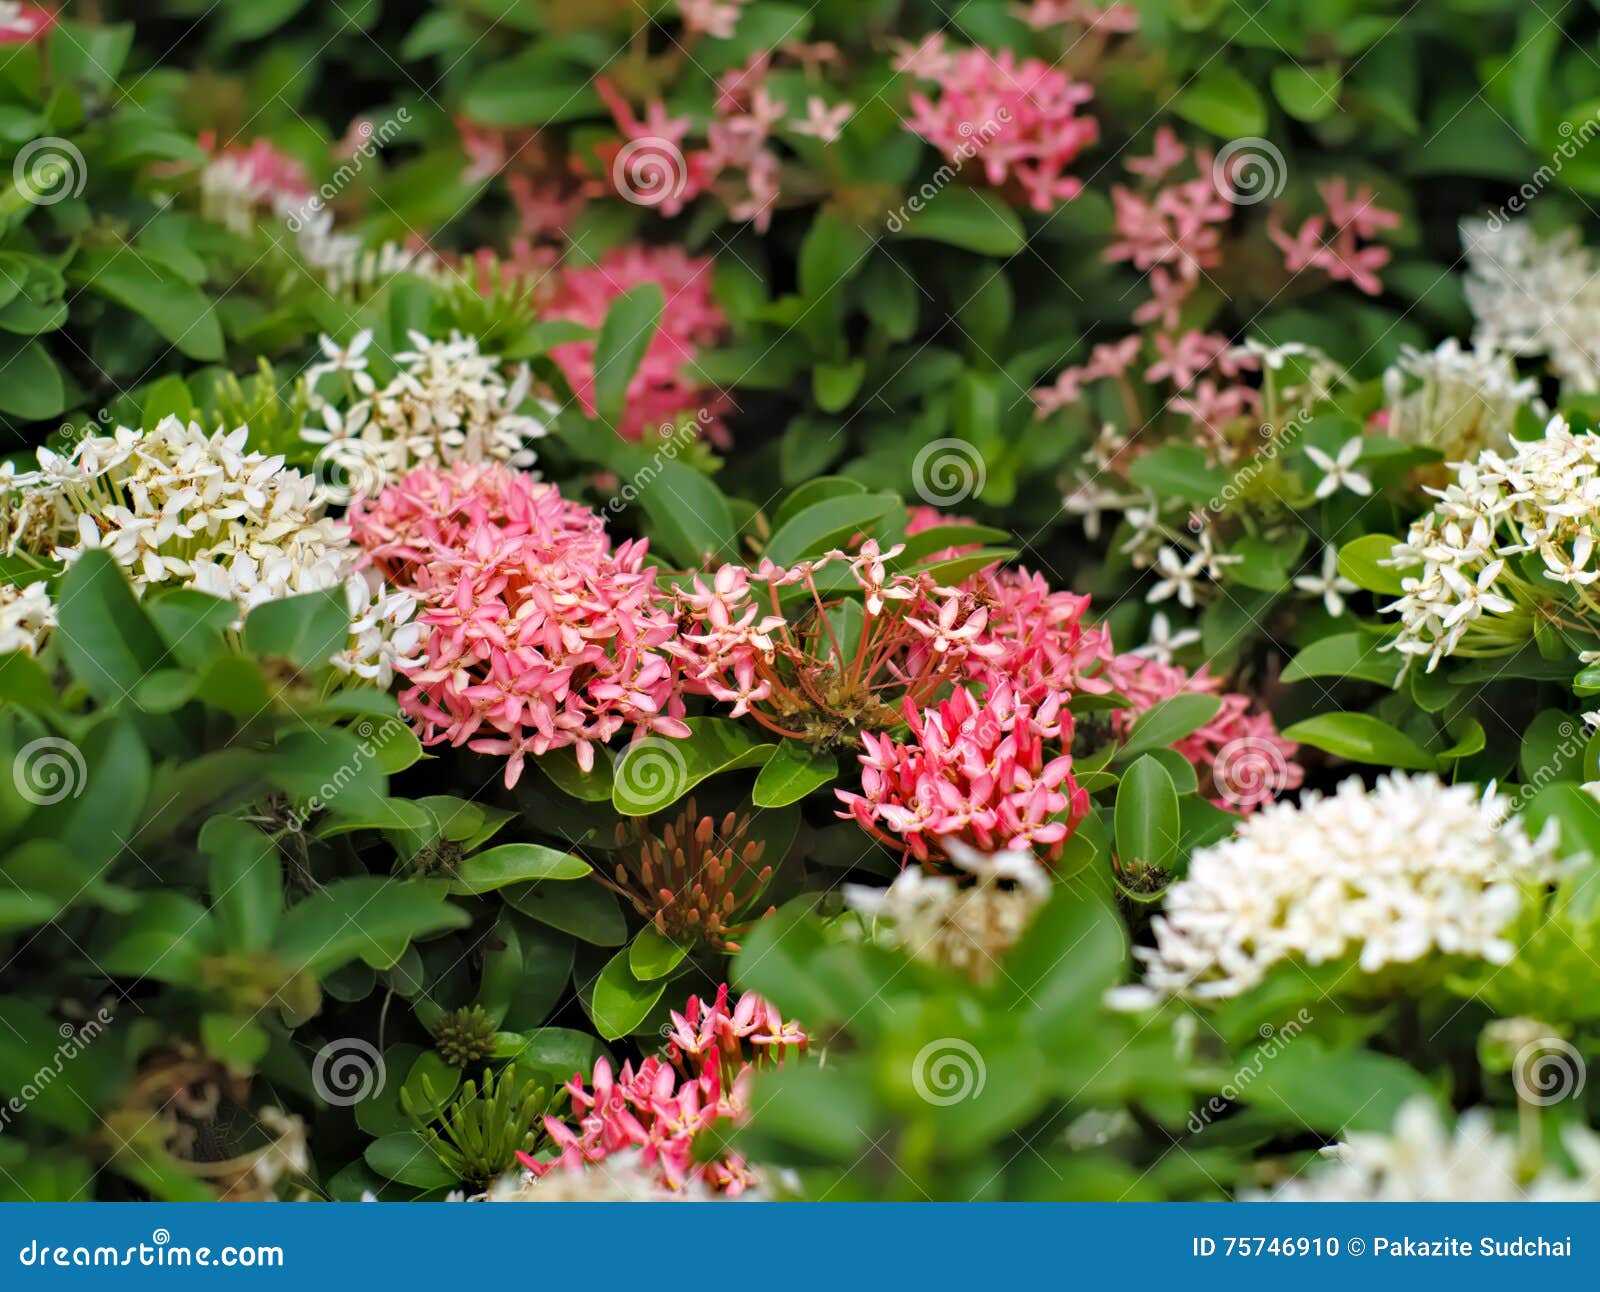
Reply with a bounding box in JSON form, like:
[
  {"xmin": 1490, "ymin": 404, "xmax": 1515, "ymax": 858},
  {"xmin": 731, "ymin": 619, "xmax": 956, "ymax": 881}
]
[
  {"xmin": 71, "ymin": 244, "xmax": 223, "ymax": 361},
  {"xmin": 242, "ymin": 587, "xmax": 348, "ymax": 669},
  {"xmin": 274, "ymin": 878, "xmax": 467, "ymax": 974},
  {"xmin": 95, "ymin": 893, "xmax": 216, "ymax": 984},
  {"xmin": 1118, "ymin": 694, "xmax": 1223, "ymax": 758},
  {"xmin": 593, "ymin": 283, "xmax": 662, "ymax": 429},
  {"xmin": 588, "ymin": 946, "xmax": 671, "ymax": 1040},
  {"xmin": 1114, "ymin": 755, "xmax": 1181, "ymax": 870},
  {"xmin": 1174, "ymin": 66, "xmax": 1268, "ymax": 137},
  {"xmin": 751, "ymin": 741, "xmax": 837, "ymax": 808},
  {"xmin": 1281, "ymin": 712, "xmax": 1439, "ymax": 771},
  {"xmin": 764, "ymin": 492, "xmax": 899, "ymax": 567},
  {"xmin": 0, "ymin": 335, "xmax": 64, "ymax": 418},
  {"xmin": 503, "ymin": 880, "xmax": 627, "ymax": 945},
  {"xmin": 56, "ymin": 551, "xmax": 170, "ymax": 711},
  {"xmin": 1126, "ymin": 444, "xmax": 1227, "ymax": 506},
  {"xmin": 449, "ymin": 843, "xmax": 591, "ymax": 894},
  {"xmin": 1242, "ymin": 1039, "xmax": 1437, "ymax": 1134},
  {"xmin": 629, "ymin": 926, "xmax": 691, "ymax": 981},
  {"xmin": 200, "ymin": 816, "xmax": 282, "ymax": 952},
  {"xmin": 1283, "ymin": 632, "xmax": 1403, "ymax": 687},
  {"xmin": 888, "ymin": 189, "xmax": 1025, "ymax": 255},
  {"xmin": 364, "ymin": 1132, "xmax": 462, "ymax": 1189},
  {"xmin": 1338, "ymin": 534, "xmax": 1408, "ymax": 596},
  {"xmin": 612, "ymin": 720, "xmax": 774, "ymax": 816},
  {"xmin": 461, "ymin": 54, "xmax": 603, "ymax": 125},
  {"xmin": 633, "ymin": 459, "xmax": 736, "ymax": 567},
  {"xmin": 1271, "ymin": 63, "xmax": 1342, "ymax": 122}
]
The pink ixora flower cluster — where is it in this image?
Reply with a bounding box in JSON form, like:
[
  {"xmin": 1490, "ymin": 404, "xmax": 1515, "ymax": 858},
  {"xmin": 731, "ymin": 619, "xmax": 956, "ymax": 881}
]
[
  {"xmin": 837, "ymin": 683, "xmax": 1088, "ymax": 866},
  {"xmin": 899, "ymin": 38, "xmax": 1098, "ymax": 210},
  {"xmin": 525, "ymin": 986, "xmax": 805, "ymax": 1196},
  {"xmin": 1035, "ymin": 128, "xmax": 1261, "ymax": 440},
  {"xmin": 1109, "ymin": 655, "xmax": 1304, "ymax": 812},
  {"xmin": 592, "ymin": 47, "xmax": 852, "ymax": 232},
  {"xmin": 0, "ymin": 3, "xmax": 53, "ymax": 43},
  {"xmin": 671, "ymin": 541, "xmax": 1000, "ymax": 743},
  {"xmin": 1270, "ymin": 177, "xmax": 1400, "ymax": 297},
  {"xmin": 348, "ymin": 461, "xmax": 688, "ymax": 787},
  {"xmin": 544, "ymin": 243, "xmax": 728, "ymax": 442}
]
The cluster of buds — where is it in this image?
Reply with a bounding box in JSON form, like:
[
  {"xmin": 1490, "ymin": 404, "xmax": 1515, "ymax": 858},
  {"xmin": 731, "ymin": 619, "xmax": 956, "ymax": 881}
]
[
  {"xmin": 672, "ymin": 540, "xmax": 999, "ymax": 749},
  {"xmin": 524, "ymin": 986, "xmax": 805, "ymax": 1196},
  {"xmin": 603, "ymin": 800, "xmax": 775, "ymax": 950}
]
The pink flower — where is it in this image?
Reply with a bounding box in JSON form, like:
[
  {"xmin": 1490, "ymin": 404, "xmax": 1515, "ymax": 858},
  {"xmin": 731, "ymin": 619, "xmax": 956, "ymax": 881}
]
[
  {"xmin": 1269, "ymin": 177, "xmax": 1400, "ymax": 296},
  {"xmin": 527, "ymin": 986, "xmax": 804, "ymax": 1195},
  {"xmin": 837, "ymin": 684, "xmax": 1088, "ymax": 865},
  {"xmin": 904, "ymin": 47, "xmax": 1098, "ymax": 211},
  {"xmin": 544, "ymin": 244, "xmax": 728, "ymax": 442},
  {"xmin": 1014, "ymin": 0, "xmax": 1138, "ymax": 33},
  {"xmin": 349, "ymin": 463, "xmax": 689, "ymax": 787},
  {"xmin": 0, "ymin": 4, "xmax": 53, "ymax": 44}
]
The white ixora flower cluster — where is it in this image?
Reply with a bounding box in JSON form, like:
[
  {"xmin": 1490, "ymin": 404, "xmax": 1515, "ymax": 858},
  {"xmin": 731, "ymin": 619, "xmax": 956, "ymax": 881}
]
[
  {"xmin": 1383, "ymin": 414, "xmax": 1600, "ymax": 673},
  {"xmin": 0, "ymin": 418, "xmax": 421, "ymax": 685},
  {"xmin": 844, "ymin": 841, "xmax": 1051, "ymax": 982},
  {"xmin": 302, "ymin": 330, "xmax": 553, "ymax": 500},
  {"xmin": 1110, "ymin": 774, "xmax": 1561, "ymax": 1004},
  {"xmin": 1462, "ymin": 216, "xmax": 1600, "ymax": 394},
  {"xmin": 1255, "ymin": 1098, "xmax": 1600, "ymax": 1202},
  {"xmin": 1382, "ymin": 337, "xmax": 1543, "ymax": 466}
]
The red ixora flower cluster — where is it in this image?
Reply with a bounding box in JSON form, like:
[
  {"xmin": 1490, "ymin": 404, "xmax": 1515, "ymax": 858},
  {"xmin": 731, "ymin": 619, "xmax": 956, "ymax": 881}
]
[
  {"xmin": 524, "ymin": 986, "xmax": 806, "ymax": 1196},
  {"xmin": 838, "ymin": 683, "xmax": 1088, "ymax": 865},
  {"xmin": 1269, "ymin": 177, "xmax": 1400, "ymax": 297},
  {"xmin": 544, "ymin": 244, "xmax": 728, "ymax": 442},
  {"xmin": 899, "ymin": 38, "xmax": 1098, "ymax": 211},
  {"xmin": 348, "ymin": 462, "xmax": 688, "ymax": 787},
  {"xmin": 1, "ymin": 4, "xmax": 53, "ymax": 43}
]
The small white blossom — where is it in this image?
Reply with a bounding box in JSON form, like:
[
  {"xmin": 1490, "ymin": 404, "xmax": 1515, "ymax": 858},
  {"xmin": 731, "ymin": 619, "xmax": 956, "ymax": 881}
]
[
  {"xmin": 1382, "ymin": 337, "xmax": 1541, "ymax": 465},
  {"xmin": 1304, "ymin": 438, "xmax": 1372, "ymax": 500},
  {"xmin": 1292, "ymin": 545, "xmax": 1359, "ymax": 617},
  {"xmin": 1130, "ymin": 611, "xmax": 1200, "ymax": 663}
]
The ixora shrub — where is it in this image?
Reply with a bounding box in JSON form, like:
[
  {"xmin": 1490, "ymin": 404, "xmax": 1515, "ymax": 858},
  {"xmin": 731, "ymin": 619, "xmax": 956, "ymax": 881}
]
[{"xmin": 11, "ymin": 0, "xmax": 1600, "ymax": 1207}]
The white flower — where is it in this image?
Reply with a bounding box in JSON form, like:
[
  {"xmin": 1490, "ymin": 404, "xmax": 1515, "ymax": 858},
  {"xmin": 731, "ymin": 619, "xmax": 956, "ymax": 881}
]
[
  {"xmin": 1461, "ymin": 216, "xmax": 1600, "ymax": 394},
  {"xmin": 1382, "ymin": 337, "xmax": 1541, "ymax": 464},
  {"xmin": 1131, "ymin": 611, "xmax": 1200, "ymax": 663},
  {"xmin": 1292, "ymin": 545, "xmax": 1359, "ymax": 617},
  {"xmin": 1146, "ymin": 546, "xmax": 1207, "ymax": 608},
  {"xmin": 845, "ymin": 842, "xmax": 1050, "ymax": 982},
  {"xmin": 0, "ymin": 581, "xmax": 53, "ymax": 656},
  {"xmin": 306, "ymin": 330, "xmax": 376, "ymax": 395},
  {"xmin": 1254, "ymin": 1098, "xmax": 1600, "ymax": 1201},
  {"xmin": 1119, "ymin": 773, "xmax": 1562, "ymax": 1002},
  {"xmin": 1304, "ymin": 438, "xmax": 1372, "ymax": 500},
  {"xmin": 302, "ymin": 330, "xmax": 552, "ymax": 496},
  {"xmin": 1383, "ymin": 413, "xmax": 1600, "ymax": 671},
  {"xmin": 0, "ymin": 417, "xmax": 416, "ymax": 677}
]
